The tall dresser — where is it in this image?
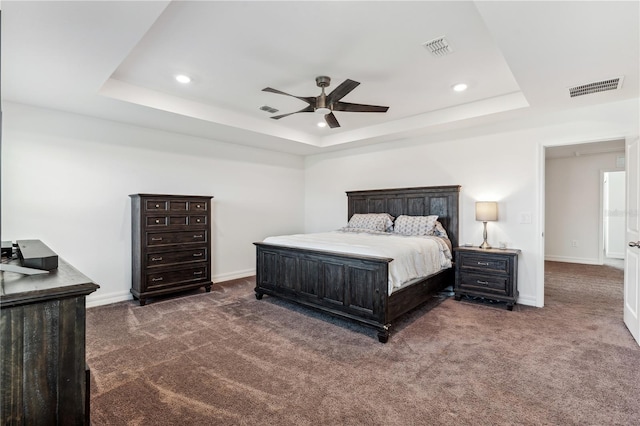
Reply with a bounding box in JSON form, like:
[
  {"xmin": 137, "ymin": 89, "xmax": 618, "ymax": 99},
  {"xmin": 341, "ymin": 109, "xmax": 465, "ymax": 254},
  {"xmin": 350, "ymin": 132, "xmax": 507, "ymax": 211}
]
[{"xmin": 130, "ymin": 194, "xmax": 213, "ymax": 305}]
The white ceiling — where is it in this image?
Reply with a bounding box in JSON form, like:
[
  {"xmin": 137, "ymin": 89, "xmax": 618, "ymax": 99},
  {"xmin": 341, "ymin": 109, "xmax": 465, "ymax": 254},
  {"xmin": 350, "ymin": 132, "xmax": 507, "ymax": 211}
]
[{"xmin": 2, "ymin": 1, "xmax": 638, "ymax": 156}]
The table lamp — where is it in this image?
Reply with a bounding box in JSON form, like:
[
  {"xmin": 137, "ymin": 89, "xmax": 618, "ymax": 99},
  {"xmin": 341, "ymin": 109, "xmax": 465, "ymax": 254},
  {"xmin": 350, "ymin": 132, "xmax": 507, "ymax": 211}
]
[{"xmin": 476, "ymin": 201, "xmax": 498, "ymax": 249}]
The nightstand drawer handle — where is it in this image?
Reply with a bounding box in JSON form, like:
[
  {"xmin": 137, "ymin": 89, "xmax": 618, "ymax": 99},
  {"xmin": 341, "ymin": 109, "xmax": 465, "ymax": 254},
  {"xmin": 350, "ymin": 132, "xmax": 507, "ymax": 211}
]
[
  {"xmin": 152, "ymin": 277, "xmax": 163, "ymax": 282},
  {"xmin": 477, "ymin": 262, "xmax": 490, "ymax": 266},
  {"xmin": 477, "ymin": 280, "xmax": 490, "ymax": 286},
  {"xmin": 193, "ymin": 253, "xmax": 203, "ymax": 257},
  {"xmin": 193, "ymin": 234, "xmax": 203, "ymax": 238},
  {"xmin": 193, "ymin": 271, "xmax": 203, "ymax": 276},
  {"xmin": 151, "ymin": 257, "xmax": 163, "ymax": 261},
  {"xmin": 151, "ymin": 237, "xmax": 163, "ymax": 241}
]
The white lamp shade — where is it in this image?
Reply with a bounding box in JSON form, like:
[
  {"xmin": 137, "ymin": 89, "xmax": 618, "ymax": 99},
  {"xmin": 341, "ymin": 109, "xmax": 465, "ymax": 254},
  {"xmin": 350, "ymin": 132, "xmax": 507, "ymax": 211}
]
[{"xmin": 476, "ymin": 202, "xmax": 498, "ymax": 221}]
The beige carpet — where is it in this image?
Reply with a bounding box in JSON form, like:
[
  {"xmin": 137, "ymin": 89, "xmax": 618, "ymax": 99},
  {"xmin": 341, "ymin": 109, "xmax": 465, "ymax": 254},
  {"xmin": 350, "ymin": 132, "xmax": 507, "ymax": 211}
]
[{"xmin": 86, "ymin": 261, "xmax": 639, "ymax": 425}]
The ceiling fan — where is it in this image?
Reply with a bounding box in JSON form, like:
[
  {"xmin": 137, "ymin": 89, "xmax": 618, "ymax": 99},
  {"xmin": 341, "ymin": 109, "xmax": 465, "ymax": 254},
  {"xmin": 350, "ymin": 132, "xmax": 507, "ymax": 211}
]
[{"xmin": 262, "ymin": 76, "xmax": 389, "ymax": 128}]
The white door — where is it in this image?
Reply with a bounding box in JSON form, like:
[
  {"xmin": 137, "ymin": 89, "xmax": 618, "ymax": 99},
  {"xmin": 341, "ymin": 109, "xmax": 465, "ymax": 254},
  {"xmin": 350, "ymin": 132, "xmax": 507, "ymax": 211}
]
[{"xmin": 624, "ymin": 136, "xmax": 640, "ymax": 346}]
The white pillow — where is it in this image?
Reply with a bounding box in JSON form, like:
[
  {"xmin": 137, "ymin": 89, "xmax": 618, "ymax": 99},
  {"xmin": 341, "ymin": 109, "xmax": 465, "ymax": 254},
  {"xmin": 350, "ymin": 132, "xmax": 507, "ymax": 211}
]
[{"xmin": 393, "ymin": 215, "xmax": 439, "ymax": 236}]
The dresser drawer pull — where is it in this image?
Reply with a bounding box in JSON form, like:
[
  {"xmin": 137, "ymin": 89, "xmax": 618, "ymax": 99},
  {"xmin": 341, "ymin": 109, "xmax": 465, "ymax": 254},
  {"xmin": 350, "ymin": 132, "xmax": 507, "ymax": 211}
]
[
  {"xmin": 193, "ymin": 234, "xmax": 203, "ymax": 238},
  {"xmin": 196, "ymin": 204, "xmax": 201, "ymax": 208},
  {"xmin": 155, "ymin": 204, "xmax": 160, "ymax": 208},
  {"xmin": 151, "ymin": 277, "xmax": 163, "ymax": 282},
  {"xmin": 151, "ymin": 237, "xmax": 163, "ymax": 241},
  {"xmin": 193, "ymin": 271, "xmax": 203, "ymax": 276},
  {"xmin": 155, "ymin": 219, "xmax": 160, "ymax": 224},
  {"xmin": 477, "ymin": 262, "xmax": 490, "ymax": 266},
  {"xmin": 477, "ymin": 280, "xmax": 490, "ymax": 286},
  {"xmin": 193, "ymin": 253, "xmax": 203, "ymax": 257},
  {"xmin": 195, "ymin": 219, "xmax": 201, "ymax": 223},
  {"xmin": 151, "ymin": 257, "xmax": 163, "ymax": 261}
]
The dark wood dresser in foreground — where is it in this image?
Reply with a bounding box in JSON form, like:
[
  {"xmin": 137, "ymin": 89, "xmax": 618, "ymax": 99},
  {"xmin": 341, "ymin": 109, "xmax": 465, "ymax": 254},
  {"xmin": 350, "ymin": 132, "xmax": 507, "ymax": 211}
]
[
  {"xmin": 453, "ymin": 246, "xmax": 520, "ymax": 310},
  {"xmin": 1, "ymin": 258, "xmax": 99, "ymax": 424},
  {"xmin": 130, "ymin": 194, "xmax": 213, "ymax": 305}
]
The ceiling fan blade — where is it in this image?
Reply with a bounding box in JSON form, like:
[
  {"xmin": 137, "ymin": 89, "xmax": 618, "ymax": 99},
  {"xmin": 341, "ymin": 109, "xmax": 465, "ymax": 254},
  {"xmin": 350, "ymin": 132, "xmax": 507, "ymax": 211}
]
[
  {"xmin": 270, "ymin": 105, "xmax": 315, "ymax": 120},
  {"xmin": 324, "ymin": 112, "xmax": 340, "ymax": 128},
  {"xmin": 262, "ymin": 87, "xmax": 315, "ymax": 105},
  {"xmin": 333, "ymin": 101, "xmax": 389, "ymax": 113},
  {"xmin": 326, "ymin": 79, "xmax": 360, "ymax": 104}
]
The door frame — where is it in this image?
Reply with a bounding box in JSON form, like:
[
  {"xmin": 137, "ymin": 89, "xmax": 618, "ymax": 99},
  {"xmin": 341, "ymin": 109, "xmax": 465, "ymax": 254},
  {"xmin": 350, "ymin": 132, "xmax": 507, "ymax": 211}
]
[{"xmin": 537, "ymin": 136, "xmax": 627, "ymax": 308}]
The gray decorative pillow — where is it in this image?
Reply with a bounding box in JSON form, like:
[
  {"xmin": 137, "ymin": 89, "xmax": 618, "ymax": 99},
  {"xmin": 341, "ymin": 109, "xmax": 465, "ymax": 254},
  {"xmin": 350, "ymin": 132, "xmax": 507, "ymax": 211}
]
[
  {"xmin": 393, "ymin": 215, "xmax": 439, "ymax": 236},
  {"xmin": 346, "ymin": 213, "xmax": 394, "ymax": 232}
]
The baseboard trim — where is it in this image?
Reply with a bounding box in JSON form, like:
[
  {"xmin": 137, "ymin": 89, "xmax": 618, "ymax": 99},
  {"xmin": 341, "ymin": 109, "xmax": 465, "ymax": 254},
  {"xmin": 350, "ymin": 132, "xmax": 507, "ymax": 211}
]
[
  {"xmin": 544, "ymin": 255, "xmax": 601, "ymax": 265},
  {"xmin": 86, "ymin": 269, "xmax": 257, "ymax": 308},
  {"xmin": 213, "ymin": 269, "xmax": 255, "ymax": 283},
  {"xmin": 605, "ymin": 252, "xmax": 624, "ymax": 259},
  {"xmin": 87, "ymin": 290, "xmax": 132, "ymax": 308},
  {"xmin": 516, "ymin": 294, "xmax": 537, "ymax": 307}
]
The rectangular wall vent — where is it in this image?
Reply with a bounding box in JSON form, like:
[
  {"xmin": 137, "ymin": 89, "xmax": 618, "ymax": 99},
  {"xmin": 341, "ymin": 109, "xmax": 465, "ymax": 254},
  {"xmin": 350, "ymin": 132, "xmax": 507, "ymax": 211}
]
[
  {"xmin": 259, "ymin": 105, "xmax": 279, "ymax": 114},
  {"xmin": 568, "ymin": 77, "xmax": 624, "ymax": 97},
  {"xmin": 422, "ymin": 36, "xmax": 453, "ymax": 57}
]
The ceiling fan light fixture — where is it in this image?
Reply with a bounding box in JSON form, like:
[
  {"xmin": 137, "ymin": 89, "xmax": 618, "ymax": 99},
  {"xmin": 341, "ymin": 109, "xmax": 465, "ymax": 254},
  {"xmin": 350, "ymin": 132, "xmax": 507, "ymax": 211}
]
[
  {"xmin": 317, "ymin": 121, "xmax": 327, "ymax": 128},
  {"xmin": 315, "ymin": 107, "xmax": 331, "ymax": 115}
]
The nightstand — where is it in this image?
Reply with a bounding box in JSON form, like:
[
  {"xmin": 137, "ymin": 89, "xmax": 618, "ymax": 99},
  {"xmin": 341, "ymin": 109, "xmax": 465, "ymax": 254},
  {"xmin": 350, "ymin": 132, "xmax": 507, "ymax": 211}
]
[{"xmin": 453, "ymin": 247, "xmax": 520, "ymax": 310}]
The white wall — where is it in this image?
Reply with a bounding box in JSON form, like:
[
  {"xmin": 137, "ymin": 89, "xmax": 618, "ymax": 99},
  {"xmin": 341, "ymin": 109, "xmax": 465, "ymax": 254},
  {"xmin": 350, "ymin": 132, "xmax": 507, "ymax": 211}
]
[
  {"xmin": 1, "ymin": 103, "xmax": 306, "ymax": 306},
  {"xmin": 545, "ymin": 152, "xmax": 624, "ymax": 264},
  {"xmin": 3, "ymin": 99, "xmax": 638, "ymax": 309},
  {"xmin": 305, "ymin": 99, "xmax": 640, "ymax": 307}
]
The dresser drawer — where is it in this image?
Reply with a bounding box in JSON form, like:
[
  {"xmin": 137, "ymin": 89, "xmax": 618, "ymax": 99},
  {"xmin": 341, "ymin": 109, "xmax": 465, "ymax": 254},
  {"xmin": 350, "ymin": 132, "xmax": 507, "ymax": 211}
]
[
  {"xmin": 146, "ymin": 230, "xmax": 207, "ymax": 246},
  {"xmin": 145, "ymin": 215, "xmax": 190, "ymax": 227},
  {"xmin": 189, "ymin": 201, "xmax": 207, "ymax": 212},
  {"xmin": 145, "ymin": 200, "xmax": 168, "ymax": 212},
  {"xmin": 146, "ymin": 248, "xmax": 207, "ymax": 267},
  {"xmin": 459, "ymin": 272, "xmax": 509, "ymax": 295},
  {"xmin": 459, "ymin": 253, "xmax": 509, "ymax": 274},
  {"xmin": 146, "ymin": 265, "xmax": 208, "ymax": 290},
  {"xmin": 189, "ymin": 215, "xmax": 207, "ymax": 225}
]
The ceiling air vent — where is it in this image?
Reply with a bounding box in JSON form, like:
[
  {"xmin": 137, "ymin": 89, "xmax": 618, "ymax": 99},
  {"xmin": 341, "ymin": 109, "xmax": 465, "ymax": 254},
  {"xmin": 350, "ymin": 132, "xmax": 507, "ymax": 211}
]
[
  {"xmin": 568, "ymin": 77, "xmax": 624, "ymax": 98},
  {"xmin": 259, "ymin": 105, "xmax": 279, "ymax": 114},
  {"xmin": 422, "ymin": 36, "xmax": 453, "ymax": 57}
]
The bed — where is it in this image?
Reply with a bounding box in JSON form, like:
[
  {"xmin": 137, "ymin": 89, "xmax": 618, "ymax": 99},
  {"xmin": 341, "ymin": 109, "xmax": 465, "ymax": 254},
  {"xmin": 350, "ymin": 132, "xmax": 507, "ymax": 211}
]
[{"xmin": 254, "ymin": 185, "xmax": 460, "ymax": 342}]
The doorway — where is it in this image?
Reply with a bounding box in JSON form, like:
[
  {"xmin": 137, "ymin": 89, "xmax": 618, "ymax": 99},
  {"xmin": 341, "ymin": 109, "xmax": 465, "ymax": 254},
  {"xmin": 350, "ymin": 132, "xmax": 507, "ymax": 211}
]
[
  {"xmin": 603, "ymin": 170, "xmax": 626, "ymax": 268},
  {"xmin": 543, "ymin": 139, "xmax": 626, "ymax": 304}
]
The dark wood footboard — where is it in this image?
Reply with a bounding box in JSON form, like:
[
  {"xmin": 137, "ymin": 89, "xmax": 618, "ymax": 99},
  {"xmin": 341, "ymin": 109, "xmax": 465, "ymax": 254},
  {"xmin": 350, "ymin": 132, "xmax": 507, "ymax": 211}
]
[{"xmin": 255, "ymin": 242, "xmax": 393, "ymax": 335}]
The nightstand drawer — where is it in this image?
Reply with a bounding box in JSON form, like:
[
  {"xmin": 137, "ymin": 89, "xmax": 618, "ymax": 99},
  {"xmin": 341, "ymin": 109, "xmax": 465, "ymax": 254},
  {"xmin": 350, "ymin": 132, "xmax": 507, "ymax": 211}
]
[
  {"xmin": 460, "ymin": 254, "xmax": 509, "ymax": 274},
  {"xmin": 459, "ymin": 272, "xmax": 508, "ymax": 294}
]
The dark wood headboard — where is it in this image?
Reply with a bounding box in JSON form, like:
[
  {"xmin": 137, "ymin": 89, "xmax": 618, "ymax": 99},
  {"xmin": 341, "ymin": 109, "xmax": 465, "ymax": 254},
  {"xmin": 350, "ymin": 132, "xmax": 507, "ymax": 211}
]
[{"xmin": 346, "ymin": 185, "xmax": 461, "ymax": 248}]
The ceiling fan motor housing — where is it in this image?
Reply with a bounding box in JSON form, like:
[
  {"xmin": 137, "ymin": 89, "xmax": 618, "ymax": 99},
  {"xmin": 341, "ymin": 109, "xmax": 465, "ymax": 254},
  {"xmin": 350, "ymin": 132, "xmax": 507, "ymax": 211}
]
[{"xmin": 315, "ymin": 76, "xmax": 331, "ymax": 88}]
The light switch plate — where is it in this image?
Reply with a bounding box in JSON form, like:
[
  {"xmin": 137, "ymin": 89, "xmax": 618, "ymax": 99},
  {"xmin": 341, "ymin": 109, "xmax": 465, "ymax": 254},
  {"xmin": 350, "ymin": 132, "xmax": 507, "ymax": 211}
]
[{"xmin": 519, "ymin": 212, "xmax": 532, "ymax": 224}]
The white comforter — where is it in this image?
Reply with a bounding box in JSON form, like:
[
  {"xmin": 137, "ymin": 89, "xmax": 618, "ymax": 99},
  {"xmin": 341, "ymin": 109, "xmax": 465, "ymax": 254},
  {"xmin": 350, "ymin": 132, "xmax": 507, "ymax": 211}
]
[{"xmin": 263, "ymin": 231, "xmax": 452, "ymax": 295}]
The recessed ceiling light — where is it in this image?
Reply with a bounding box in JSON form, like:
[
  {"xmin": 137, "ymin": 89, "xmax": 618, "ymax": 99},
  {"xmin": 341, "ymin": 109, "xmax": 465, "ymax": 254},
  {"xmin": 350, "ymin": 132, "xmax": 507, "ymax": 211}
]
[
  {"xmin": 317, "ymin": 121, "xmax": 327, "ymax": 128},
  {"xmin": 452, "ymin": 83, "xmax": 468, "ymax": 92},
  {"xmin": 175, "ymin": 74, "xmax": 191, "ymax": 84}
]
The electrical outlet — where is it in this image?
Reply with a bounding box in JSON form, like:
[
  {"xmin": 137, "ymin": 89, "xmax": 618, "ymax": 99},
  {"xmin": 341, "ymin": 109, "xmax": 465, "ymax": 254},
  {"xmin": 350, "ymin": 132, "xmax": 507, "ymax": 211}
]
[{"xmin": 571, "ymin": 240, "xmax": 578, "ymax": 247}]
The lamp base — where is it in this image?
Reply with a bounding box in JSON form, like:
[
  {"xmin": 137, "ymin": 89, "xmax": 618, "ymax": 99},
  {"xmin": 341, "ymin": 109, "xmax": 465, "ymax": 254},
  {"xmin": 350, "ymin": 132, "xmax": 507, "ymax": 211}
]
[{"xmin": 479, "ymin": 221, "xmax": 491, "ymax": 249}]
